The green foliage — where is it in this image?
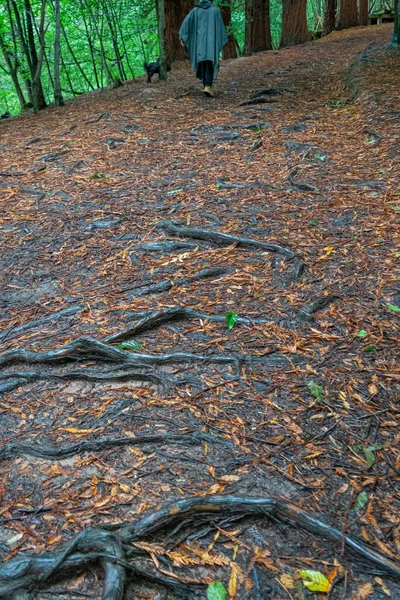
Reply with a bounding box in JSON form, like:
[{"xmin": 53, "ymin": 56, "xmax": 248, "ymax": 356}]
[
  {"xmin": 356, "ymin": 329, "xmax": 368, "ymax": 337},
  {"xmin": 118, "ymin": 340, "xmax": 142, "ymax": 350},
  {"xmin": 351, "ymin": 491, "xmax": 368, "ymax": 513},
  {"xmin": 207, "ymin": 581, "xmax": 228, "ymax": 600},
  {"xmin": 307, "ymin": 381, "xmax": 324, "ymax": 401},
  {"xmin": 388, "ymin": 304, "xmax": 400, "ymax": 312},
  {"xmin": 226, "ymin": 311, "xmax": 238, "ymax": 330}
]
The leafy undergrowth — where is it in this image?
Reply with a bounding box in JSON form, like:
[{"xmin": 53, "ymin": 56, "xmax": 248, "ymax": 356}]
[{"xmin": 0, "ymin": 24, "xmax": 399, "ymax": 600}]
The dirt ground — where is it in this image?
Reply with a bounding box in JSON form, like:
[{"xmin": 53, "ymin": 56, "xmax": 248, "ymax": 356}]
[{"xmin": 0, "ymin": 23, "xmax": 399, "ymax": 600}]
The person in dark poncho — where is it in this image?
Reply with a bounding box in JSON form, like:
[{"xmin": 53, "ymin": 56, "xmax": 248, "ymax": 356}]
[{"xmin": 179, "ymin": 0, "xmax": 228, "ymax": 97}]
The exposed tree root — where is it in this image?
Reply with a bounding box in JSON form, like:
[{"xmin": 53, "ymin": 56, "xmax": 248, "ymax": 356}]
[
  {"xmin": 296, "ymin": 294, "xmax": 340, "ymax": 321},
  {"xmin": 0, "ymin": 336, "xmax": 302, "ymax": 393},
  {"xmin": 0, "ymin": 305, "xmax": 83, "ymax": 342},
  {"xmin": 123, "ymin": 267, "xmax": 230, "ymax": 297},
  {"xmin": 1, "ymin": 495, "xmax": 399, "ymax": 600},
  {"xmin": 133, "ymin": 241, "xmax": 199, "ymax": 253},
  {"xmin": 104, "ymin": 307, "xmax": 273, "ymax": 343},
  {"xmin": 0, "ymin": 432, "xmax": 228, "ymax": 461},
  {"xmin": 288, "ymin": 168, "xmax": 318, "ymax": 192},
  {"xmin": 0, "ymin": 336, "xmax": 300, "ymax": 368},
  {"xmin": 156, "ymin": 220, "xmax": 295, "ymax": 257}
]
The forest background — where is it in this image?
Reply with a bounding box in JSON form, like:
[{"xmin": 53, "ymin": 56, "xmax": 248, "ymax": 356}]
[{"xmin": 0, "ymin": 0, "xmax": 398, "ymax": 116}]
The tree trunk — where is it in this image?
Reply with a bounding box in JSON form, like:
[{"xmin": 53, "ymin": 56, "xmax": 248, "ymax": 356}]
[
  {"xmin": 359, "ymin": 0, "xmax": 368, "ymax": 25},
  {"xmin": 390, "ymin": 0, "xmax": 399, "ymax": 45},
  {"xmin": 221, "ymin": 1, "xmax": 239, "ymax": 59},
  {"xmin": 157, "ymin": 0, "xmax": 168, "ymax": 80},
  {"xmin": 281, "ymin": 0, "xmax": 309, "ymax": 47},
  {"xmin": 163, "ymin": 0, "xmax": 192, "ymax": 63},
  {"xmin": 323, "ymin": 0, "xmax": 336, "ymax": 33},
  {"xmin": 337, "ymin": 0, "xmax": 359, "ymax": 29},
  {"xmin": 245, "ymin": 0, "xmax": 272, "ymax": 55},
  {"xmin": 53, "ymin": 0, "xmax": 64, "ymax": 105},
  {"xmin": 23, "ymin": 0, "xmax": 47, "ymax": 111}
]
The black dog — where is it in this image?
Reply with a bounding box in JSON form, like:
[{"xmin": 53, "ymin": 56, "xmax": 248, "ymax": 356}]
[{"xmin": 144, "ymin": 60, "xmax": 171, "ymax": 83}]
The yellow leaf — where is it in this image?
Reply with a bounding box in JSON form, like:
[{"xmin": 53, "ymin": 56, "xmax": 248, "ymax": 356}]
[
  {"xmin": 351, "ymin": 582, "xmax": 374, "ymax": 599},
  {"xmin": 279, "ymin": 574, "xmax": 296, "ymax": 590},
  {"xmin": 228, "ymin": 563, "xmax": 238, "ymax": 598},
  {"xmin": 368, "ymin": 383, "xmax": 378, "ymax": 396},
  {"xmin": 208, "ymin": 465, "xmax": 216, "ymax": 478},
  {"xmin": 298, "ymin": 570, "xmax": 331, "ymax": 593},
  {"xmin": 375, "ymin": 577, "xmax": 391, "ymax": 597},
  {"xmin": 120, "ymin": 483, "xmax": 130, "ymax": 493}
]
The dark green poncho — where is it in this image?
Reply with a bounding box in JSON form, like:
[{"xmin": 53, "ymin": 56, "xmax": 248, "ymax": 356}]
[{"xmin": 179, "ymin": 0, "xmax": 228, "ymax": 81}]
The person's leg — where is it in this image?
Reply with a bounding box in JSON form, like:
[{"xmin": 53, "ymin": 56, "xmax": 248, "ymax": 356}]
[
  {"xmin": 196, "ymin": 61, "xmax": 206, "ymax": 85},
  {"xmin": 204, "ymin": 61, "xmax": 214, "ymax": 87},
  {"xmin": 203, "ymin": 61, "xmax": 214, "ymax": 97}
]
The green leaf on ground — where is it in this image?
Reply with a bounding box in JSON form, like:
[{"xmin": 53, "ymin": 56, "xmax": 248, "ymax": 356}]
[
  {"xmin": 226, "ymin": 311, "xmax": 238, "ymax": 330},
  {"xmin": 387, "ymin": 304, "xmax": 400, "ymax": 313},
  {"xmin": 357, "ymin": 330, "xmax": 368, "ymax": 337},
  {"xmin": 118, "ymin": 341, "xmax": 142, "ymax": 350},
  {"xmin": 207, "ymin": 581, "xmax": 227, "ymax": 600},
  {"xmin": 298, "ymin": 570, "xmax": 331, "ymax": 593},
  {"xmin": 352, "ymin": 491, "xmax": 368, "ymax": 513},
  {"xmin": 309, "ymin": 221, "xmax": 319, "ymax": 226},
  {"xmin": 365, "ymin": 346, "xmax": 376, "ymax": 352},
  {"xmin": 308, "ymin": 381, "xmax": 325, "ymax": 401}
]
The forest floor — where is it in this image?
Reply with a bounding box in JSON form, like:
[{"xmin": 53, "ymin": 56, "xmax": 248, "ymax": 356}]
[{"xmin": 0, "ymin": 23, "xmax": 399, "ymax": 600}]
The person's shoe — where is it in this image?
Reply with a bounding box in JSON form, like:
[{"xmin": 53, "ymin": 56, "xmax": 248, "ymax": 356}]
[{"xmin": 204, "ymin": 86, "xmax": 214, "ymax": 98}]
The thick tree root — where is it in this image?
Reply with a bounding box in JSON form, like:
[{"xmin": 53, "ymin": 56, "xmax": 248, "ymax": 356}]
[
  {"xmin": 0, "ymin": 495, "xmax": 399, "ymax": 600},
  {"xmin": 105, "ymin": 307, "xmax": 273, "ymax": 343},
  {"xmin": 0, "ymin": 305, "xmax": 83, "ymax": 343},
  {"xmin": 0, "ymin": 336, "xmax": 301, "ymax": 369},
  {"xmin": 0, "ymin": 432, "xmax": 229, "ymax": 461},
  {"xmin": 156, "ymin": 220, "xmax": 295, "ymax": 257},
  {"xmin": 0, "ymin": 336, "xmax": 301, "ymax": 393},
  {"xmin": 123, "ymin": 267, "xmax": 230, "ymax": 297}
]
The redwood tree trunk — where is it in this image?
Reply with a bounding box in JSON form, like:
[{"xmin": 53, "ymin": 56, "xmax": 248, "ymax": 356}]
[
  {"xmin": 323, "ymin": 0, "xmax": 336, "ymax": 33},
  {"xmin": 337, "ymin": 0, "xmax": 359, "ymax": 29},
  {"xmin": 164, "ymin": 0, "xmax": 192, "ymax": 63},
  {"xmin": 157, "ymin": 0, "xmax": 168, "ymax": 79},
  {"xmin": 221, "ymin": 0, "xmax": 239, "ymax": 58},
  {"xmin": 359, "ymin": 0, "xmax": 368, "ymax": 26},
  {"xmin": 281, "ymin": 0, "xmax": 309, "ymax": 47},
  {"xmin": 245, "ymin": 0, "xmax": 272, "ymax": 55}
]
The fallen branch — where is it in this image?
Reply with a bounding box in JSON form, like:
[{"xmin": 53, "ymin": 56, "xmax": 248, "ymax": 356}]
[
  {"xmin": 156, "ymin": 220, "xmax": 295, "ymax": 257},
  {"xmin": 0, "ymin": 432, "xmax": 228, "ymax": 461},
  {"xmin": 0, "ymin": 495, "xmax": 399, "ymax": 600}
]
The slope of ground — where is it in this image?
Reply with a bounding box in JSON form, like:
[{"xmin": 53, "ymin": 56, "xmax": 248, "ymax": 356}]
[{"xmin": 0, "ymin": 24, "xmax": 399, "ymax": 600}]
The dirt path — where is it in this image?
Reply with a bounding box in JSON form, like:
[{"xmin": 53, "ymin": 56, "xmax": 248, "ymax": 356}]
[{"xmin": 0, "ymin": 24, "xmax": 399, "ymax": 600}]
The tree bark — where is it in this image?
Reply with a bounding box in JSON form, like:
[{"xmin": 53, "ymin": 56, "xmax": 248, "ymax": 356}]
[
  {"xmin": 337, "ymin": 0, "xmax": 359, "ymax": 29},
  {"xmin": 53, "ymin": 0, "xmax": 64, "ymax": 105},
  {"xmin": 23, "ymin": 0, "xmax": 47, "ymax": 112},
  {"xmin": 281, "ymin": 0, "xmax": 309, "ymax": 47},
  {"xmin": 157, "ymin": 0, "xmax": 168, "ymax": 80},
  {"xmin": 390, "ymin": 0, "xmax": 399, "ymax": 45},
  {"xmin": 359, "ymin": 0, "xmax": 368, "ymax": 25},
  {"xmin": 163, "ymin": 0, "xmax": 192, "ymax": 63},
  {"xmin": 245, "ymin": 0, "xmax": 272, "ymax": 55},
  {"xmin": 323, "ymin": 0, "xmax": 336, "ymax": 33},
  {"xmin": 221, "ymin": 1, "xmax": 239, "ymax": 59}
]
